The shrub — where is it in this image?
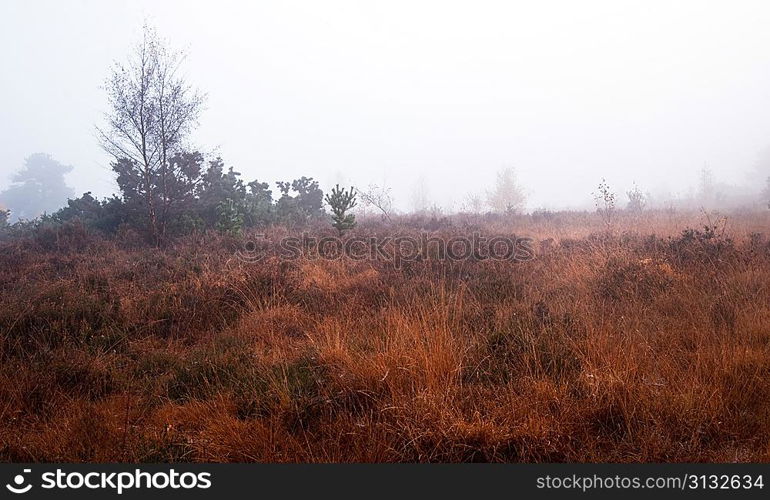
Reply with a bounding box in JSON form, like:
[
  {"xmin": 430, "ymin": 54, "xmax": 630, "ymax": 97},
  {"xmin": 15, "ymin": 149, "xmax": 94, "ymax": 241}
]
[
  {"xmin": 626, "ymin": 183, "xmax": 646, "ymax": 212},
  {"xmin": 325, "ymin": 185, "xmax": 357, "ymax": 235},
  {"xmin": 216, "ymin": 198, "xmax": 245, "ymax": 236},
  {"xmin": 668, "ymin": 218, "xmax": 735, "ymax": 265},
  {"xmin": 595, "ymin": 256, "xmax": 674, "ymax": 302},
  {"xmin": 275, "ymin": 177, "xmax": 324, "ymax": 225},
  {"xmin": 53, "ymin": 192, "xmax": 129, "ymax": 235},
  {"xmin": 593, "ymin": 178, "xmax": 616, "ymax": 232}
]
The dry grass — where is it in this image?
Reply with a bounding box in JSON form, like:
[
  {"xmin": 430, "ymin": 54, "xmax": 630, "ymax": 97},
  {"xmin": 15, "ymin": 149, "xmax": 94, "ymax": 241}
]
[{"xmin": 1, "ymin": 209, "xmax": 769, "ymax": 462}]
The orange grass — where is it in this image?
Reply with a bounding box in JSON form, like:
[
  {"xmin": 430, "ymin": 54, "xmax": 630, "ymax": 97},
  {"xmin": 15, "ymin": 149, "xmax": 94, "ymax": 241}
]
[{"xmin": 0, "ymin": 209, "xmax": 769, "ymax": 462}]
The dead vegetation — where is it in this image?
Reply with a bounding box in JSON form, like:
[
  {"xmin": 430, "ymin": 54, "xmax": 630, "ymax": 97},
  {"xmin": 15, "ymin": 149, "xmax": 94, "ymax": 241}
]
[{"xmin": 0, "ymin": 210, "xmax": 769, "ymax": 462}]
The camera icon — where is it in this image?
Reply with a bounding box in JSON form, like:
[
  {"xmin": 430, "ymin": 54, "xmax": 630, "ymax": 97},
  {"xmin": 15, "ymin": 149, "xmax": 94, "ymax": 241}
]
[
  {"xmin": 236, "ymin": 235, "xmax": 266, "ymax": 263},
  {"xmin": 6, "ymin": 469, "xmax": 32, "ymax": 494}
]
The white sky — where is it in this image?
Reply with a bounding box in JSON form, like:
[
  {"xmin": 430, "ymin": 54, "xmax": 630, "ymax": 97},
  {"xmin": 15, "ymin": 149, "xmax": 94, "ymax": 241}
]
[{"xmin": 2, "ymin": 0, "xmax": 770, "ymax": 210}]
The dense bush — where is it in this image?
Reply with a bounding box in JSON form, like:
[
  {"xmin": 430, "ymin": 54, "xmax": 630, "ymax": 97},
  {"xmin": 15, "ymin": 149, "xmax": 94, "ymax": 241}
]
[
  {"xmin": 11, "ymin": 159, "xmax": 327, "ymax": 242},
  {"xmin": 275, "ymin": 177, "xmax": 325, "ymax": 226}
]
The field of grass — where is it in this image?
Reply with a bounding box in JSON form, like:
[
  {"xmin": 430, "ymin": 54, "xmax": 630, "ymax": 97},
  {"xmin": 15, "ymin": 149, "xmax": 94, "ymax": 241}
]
[{"xmin": 1, "ymin": 209, "xmax": 769, "ymax": 462}]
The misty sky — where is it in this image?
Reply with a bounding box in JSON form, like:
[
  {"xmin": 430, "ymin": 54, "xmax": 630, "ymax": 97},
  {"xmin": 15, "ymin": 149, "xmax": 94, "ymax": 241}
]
[{"xmin": 2, "ymin": 0, "xmax": 770, "ymax": 211}]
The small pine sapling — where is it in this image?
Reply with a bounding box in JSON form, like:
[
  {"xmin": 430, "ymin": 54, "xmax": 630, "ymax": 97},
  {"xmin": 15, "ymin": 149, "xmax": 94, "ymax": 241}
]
[
  {"xmin": 325, "ymin": 185, "xmax": 357, "ymax": 235},
  {"xmin": 216, "ymin": 198, "xmax": 244, "ymax": 236}
]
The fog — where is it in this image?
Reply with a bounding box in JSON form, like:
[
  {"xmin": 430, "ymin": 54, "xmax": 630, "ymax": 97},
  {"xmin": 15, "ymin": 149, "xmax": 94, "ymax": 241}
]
[{"xmin": 2, "ymin": 0, "xmax": 770, "ymax": 212}]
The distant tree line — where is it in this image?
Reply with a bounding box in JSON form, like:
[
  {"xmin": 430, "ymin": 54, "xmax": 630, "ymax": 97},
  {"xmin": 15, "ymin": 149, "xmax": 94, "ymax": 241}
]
[
  {"xmin": 49, "ymin": 163, "xmax": 326, "ymax": 239},
  {"xmin": 5, "ymin": 23, "xmax": 770, "ymax": 241},
  {"xmin": 0, "ymin": 150, "xmax": 354, "ymax": 242}
]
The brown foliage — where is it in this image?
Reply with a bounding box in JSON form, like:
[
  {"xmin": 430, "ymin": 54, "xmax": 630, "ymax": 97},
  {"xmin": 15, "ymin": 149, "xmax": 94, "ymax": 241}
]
[{"xmin": 1, "ymin": 211, "xmax": 769, "ymax": 462}]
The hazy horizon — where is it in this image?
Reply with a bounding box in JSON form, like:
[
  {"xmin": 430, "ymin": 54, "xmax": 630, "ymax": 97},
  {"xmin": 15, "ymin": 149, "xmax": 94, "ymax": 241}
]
[{"xmin": 3, "ymin": 0, "xmax": 770, "ymax": 212}]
